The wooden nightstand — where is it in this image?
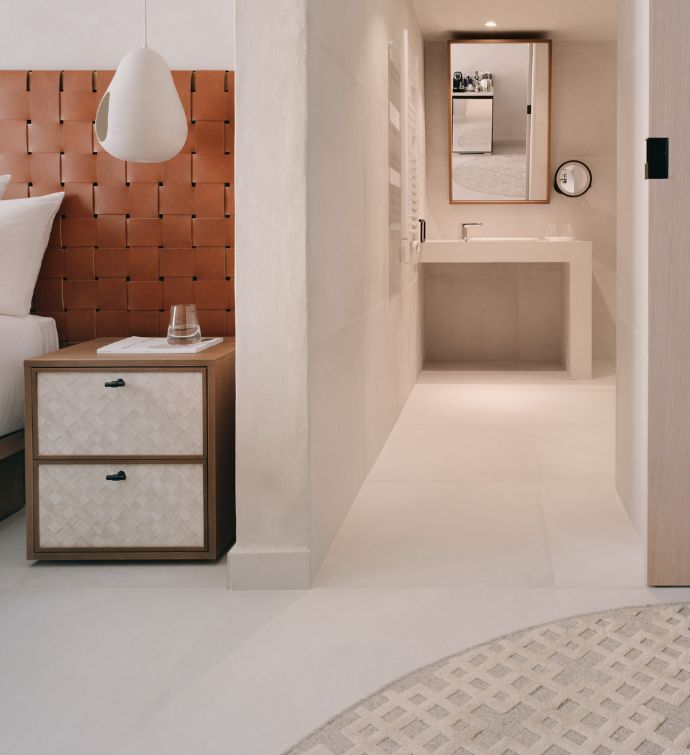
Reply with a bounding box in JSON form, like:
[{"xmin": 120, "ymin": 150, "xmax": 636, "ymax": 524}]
[{"xmin": 24, "ymin": 338, "xmax": 235, "ymax": 561}]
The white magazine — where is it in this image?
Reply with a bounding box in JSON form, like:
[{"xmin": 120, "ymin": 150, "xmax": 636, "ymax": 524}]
[{"xmin": 97, "ymin": 336, "xmax": 224, "ymax": 355}]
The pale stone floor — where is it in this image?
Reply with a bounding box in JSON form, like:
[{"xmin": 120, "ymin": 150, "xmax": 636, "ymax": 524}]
[{"xmin": 2, "ymin": 363, "xmax": 688, "ymax": 755}]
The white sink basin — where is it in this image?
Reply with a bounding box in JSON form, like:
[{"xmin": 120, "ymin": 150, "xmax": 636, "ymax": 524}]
[{"xmin": 421, "ymin": 238, "xmax": 590, "ymax": 264}]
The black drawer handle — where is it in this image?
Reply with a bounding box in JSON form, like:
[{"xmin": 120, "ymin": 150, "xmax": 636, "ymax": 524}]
[
  {"xmin": 105, "ymin": 471, "xmax": 127, "ymax": 482},
  {"xmin": 104, "ymin": 378, "xmax": 126, "ymax": 388}
]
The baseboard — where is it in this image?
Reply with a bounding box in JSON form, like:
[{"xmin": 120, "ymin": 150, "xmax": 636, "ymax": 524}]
[{"xmin": 228, "ymin": 545, "xmax": 311, "ymax": 590}]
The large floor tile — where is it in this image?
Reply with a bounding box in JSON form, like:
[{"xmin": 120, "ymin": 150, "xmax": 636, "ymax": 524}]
[
  {"xmin": 419, "ymin": 360, "xmax": 615, "ymax": 386},
  {"xmin": 115, "ymin": 587, "xmax": 566, "ymax": 755},
  {"xmin": 315, "ymin": 481, "xmax": 553, "ymax": 587},
  {"xmin": 398, "ymin": 383, "xmax": 529, "ymax": 426},
  {"xmin": 554, "ymin": 587, "xmax": 690, "ymax": 617},
  {"xmin": 0, "ymin": 510, "xmax": 229, "ymax": 589},
  {"xmin": 541, "ymin": 482, "xmax": 645, "ymax": 586},
  {"xmin": 523, "ymin": 386, "xmax": 616, "ymax": 425},
  {"xmin": 369, "ymin": 424, "xmax": 540, "ymax": 482},
  {"xmin": 420, "ymin": 365, "xmax": 555, "ymax": 385},
  {"xmin": 0, "ymin": 587, "xmax": 230, "ymax": 754},
  {"xmin": 529, "ymin": 424, "xmax": 615, "ymax": 482}
]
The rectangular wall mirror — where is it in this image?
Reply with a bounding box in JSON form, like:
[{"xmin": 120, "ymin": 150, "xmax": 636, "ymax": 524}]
[{"xmin": 448, "ymin": 39, "xmax": 551, "ymax": 204}]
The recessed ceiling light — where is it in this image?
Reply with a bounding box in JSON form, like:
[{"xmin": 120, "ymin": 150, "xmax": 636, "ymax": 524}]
[{"xmin": 484, "ymin": 20, "xmax": 498, "ymax": 27}]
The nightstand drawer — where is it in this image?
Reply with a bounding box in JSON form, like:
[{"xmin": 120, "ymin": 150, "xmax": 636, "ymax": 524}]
[
  {"xmin": 36, "ymin": 370, "xmax": 204, "ymax": 456},
  {"xmin": 36, "ymin": 462, "xmax": 205, "ymax": 550}
]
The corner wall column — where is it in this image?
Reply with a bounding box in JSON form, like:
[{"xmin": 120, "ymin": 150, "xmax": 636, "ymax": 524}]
[{"xmin": 231, "ymin": 0, "xmax": 311, "ymax": 589}]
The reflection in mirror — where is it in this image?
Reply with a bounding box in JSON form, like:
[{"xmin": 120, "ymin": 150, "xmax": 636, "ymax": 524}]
[
  {"xmin": 449, "ymin": 40, "xmax": 551, "ymax": 204},
  {"xmin": 554, "ymin": 160, "xmax": 592, "ymax": 197}
]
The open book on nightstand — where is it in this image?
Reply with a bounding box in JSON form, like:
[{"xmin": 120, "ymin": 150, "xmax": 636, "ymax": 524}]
[{"xmin": 96, "ymin": 336, "xmax": 224, "ymax": 355}]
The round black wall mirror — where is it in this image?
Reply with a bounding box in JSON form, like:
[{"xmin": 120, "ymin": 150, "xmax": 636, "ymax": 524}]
[{"xmin": 554, "ymin": 160, "xmax": 592, "ymax": 197}]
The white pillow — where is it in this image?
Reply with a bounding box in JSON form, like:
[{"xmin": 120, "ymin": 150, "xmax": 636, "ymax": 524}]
[
  {"xmin": 0, "ymin": 192, "xmax": 64, "ymax": 316},
  {"xmin": 0, "ymin": 174, "xmax": 10, "ymax": 198}
]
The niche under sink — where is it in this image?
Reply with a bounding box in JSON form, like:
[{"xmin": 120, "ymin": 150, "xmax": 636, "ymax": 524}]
[{"xmin": 419, "ymin": 238, "xmax": 593, "ymax": 379}]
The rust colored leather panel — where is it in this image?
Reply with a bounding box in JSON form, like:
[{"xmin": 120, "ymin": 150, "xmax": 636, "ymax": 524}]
[{"xmin": 0, "ymin": 70, "xmax": 235, "ymax": 343}]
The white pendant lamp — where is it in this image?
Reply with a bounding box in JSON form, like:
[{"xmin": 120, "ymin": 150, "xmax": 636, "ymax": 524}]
[{"xmin": 95, "ymin": 0, "xmax": 188, "ymax": 163}]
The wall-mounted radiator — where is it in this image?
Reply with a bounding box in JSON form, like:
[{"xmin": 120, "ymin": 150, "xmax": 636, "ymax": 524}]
[
  {"xmin": 389, "ymin": 29, "xmax": 421, "ymax": 265},
  {"xmin": 400, "ymin": 29, "xmax": 421, "ymax": 264}
]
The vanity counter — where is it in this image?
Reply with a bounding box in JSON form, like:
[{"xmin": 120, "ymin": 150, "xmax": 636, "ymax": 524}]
[{"xmin": 421, "ymin": 238, "xmax": 590, "ymax": 265}]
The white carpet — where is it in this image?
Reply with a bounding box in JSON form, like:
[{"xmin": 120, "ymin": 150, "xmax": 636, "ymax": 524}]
[
  {"xmin": 454, "ymin": 153, "xmax": 527, "ymax": 199},
  {"xmin": 454, "ymin": 125, "xmax": 493, "ymax": 153},
  {"xmin": 288, "ymin": 603, "xmax": 690, "ymax": 754}
]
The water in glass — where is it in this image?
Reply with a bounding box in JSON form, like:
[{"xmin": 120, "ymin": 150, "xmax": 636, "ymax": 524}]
[{"xmin": 167, "ymin": 304, "xmax": 201, "ymax": 345}]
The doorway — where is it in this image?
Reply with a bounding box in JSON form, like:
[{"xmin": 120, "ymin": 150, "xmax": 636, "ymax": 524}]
[{"xmin": 314, "ymin": 0, "xmax": 660, "ymax": 591}]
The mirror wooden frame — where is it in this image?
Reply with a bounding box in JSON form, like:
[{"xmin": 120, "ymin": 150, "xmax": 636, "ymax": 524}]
[{"xmin": 447, "ymin": 39, "xmax": 552, "ymax": 205}]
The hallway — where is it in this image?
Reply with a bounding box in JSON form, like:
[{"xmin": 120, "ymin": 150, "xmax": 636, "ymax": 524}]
[{"xmin": 316, "ymin": 364, "xmax": 644, "ymax": 589}]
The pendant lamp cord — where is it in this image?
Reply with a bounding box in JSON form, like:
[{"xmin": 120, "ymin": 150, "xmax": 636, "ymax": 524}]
[{"xmin": 143, "ymin": 0, "xmax": 148, "ymax": 48}]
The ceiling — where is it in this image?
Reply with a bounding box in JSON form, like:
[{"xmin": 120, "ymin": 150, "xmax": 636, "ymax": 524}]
[{"xmin": 411, "ymin": 0, "xmax": 617, "ymax": 42}]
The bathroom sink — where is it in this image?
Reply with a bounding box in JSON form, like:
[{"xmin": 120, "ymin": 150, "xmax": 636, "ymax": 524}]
[{"xmin": 420, "ymin": 238, "xmax": 591, "ymax": 266}]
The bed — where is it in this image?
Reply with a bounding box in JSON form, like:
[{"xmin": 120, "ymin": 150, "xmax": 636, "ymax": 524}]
[{"xmin": 0, "ymin": 314, "xmax": 58, "ymax": 521}]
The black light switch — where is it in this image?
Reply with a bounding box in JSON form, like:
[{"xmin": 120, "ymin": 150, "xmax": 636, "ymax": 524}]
[{"xmin": 646, "ymin": 137, "xmax": 669, "ymax": 179}]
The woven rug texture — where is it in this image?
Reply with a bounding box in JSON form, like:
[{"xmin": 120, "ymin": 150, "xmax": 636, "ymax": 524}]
[{"xmin": 287, "ymin": 603, "xmax": 690, "ymax": 755}]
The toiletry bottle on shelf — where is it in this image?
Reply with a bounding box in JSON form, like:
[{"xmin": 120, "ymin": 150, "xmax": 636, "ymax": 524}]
[{"xmin": 545, "ymin": 223, "xmax": 558, "ymax": 240}]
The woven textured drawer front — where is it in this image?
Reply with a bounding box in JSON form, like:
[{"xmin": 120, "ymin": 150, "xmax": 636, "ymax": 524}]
[
  {"xmin": 38, "ymin": 463, "xmax": 205, "ymax": 549},
  {"xmin": 37, "ymin": 370, "xmax": 204, "ymax": 455}
]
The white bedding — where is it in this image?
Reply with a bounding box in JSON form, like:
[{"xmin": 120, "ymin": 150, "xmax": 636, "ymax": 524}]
[{"xmin": 0, "ymin": 315, "xmax": 58, "ymax": 437}]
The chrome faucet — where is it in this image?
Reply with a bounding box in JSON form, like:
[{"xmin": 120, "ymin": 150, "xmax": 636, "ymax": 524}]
[{"xmin": 460, "ymin": 222, "xmax": 483, "ymax": 241}]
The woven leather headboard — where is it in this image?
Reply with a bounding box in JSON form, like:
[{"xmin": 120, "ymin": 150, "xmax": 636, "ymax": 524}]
[{"xmin": 0, "ymin": 69, "xmax": 234, "ymax": 344}]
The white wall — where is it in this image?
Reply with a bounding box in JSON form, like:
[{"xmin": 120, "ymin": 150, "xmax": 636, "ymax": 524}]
[
  {"xmin": 0, "ymin": 0, "xmax": 235, "ymax": 69},
  {"xmin": 231, "ymin": 0, "xmax": 425, "ymax": 588},
  {"xmin": 230, "ymin": 0, "xmax": 311, "ymax": 589},
  {"xmin": 426, "ymin": 40, "xmax": 617, "ymax": 363},
  {"xmin": 616, "ymin": 0, "xmax": 649, "ymax": 534},
  {"xmin": 307, "ymin": 0, "xmax": 425, "ymax": 577}
]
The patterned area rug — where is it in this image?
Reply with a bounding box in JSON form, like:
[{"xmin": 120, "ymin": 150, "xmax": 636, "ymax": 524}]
[
  {"xmin": 454, "ymin": 153, "xmax": 526, "ymax": 198},
  {"xmin": 286, "ymin": 604, "xmax": 690, "ymax": 754},
  {"xmin": 454, "ymin": 125, "xmax": 493, "ymax": 153}
]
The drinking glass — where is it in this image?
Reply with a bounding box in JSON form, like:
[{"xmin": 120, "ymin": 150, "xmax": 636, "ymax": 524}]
[{"xmin": 167, "ymin": 304, "xmax": 201, "ymax": 345}]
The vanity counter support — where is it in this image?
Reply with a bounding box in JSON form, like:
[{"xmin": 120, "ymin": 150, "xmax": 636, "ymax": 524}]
[{"xmin": 420, "ymin": 240, "xmax": 593, "ymax": 379}]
